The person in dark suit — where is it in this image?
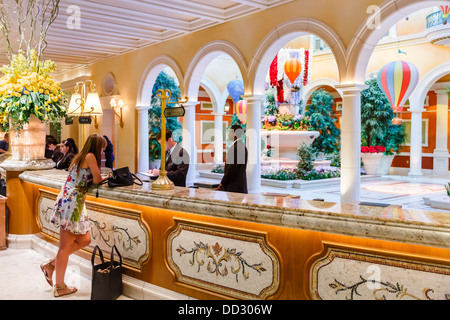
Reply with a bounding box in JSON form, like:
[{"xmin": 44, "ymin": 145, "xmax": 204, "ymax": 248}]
[
  {"xmin": 45, "ymin": 135, "xmax": 58, "ymax": 159},
  {"xmin": 218, "ymin": 124, "xmax": 248, "ymax": 194},
  {"xmin": 103, "ymin": 135, "xmax": 115, "ymax": 169},
  {"xmin": 0, "ymin": 133, "xmax": 8, "ymax": 154},
  {"xmin": 147, "ymin": 130, "xmax": 190, "ymax": 187},
  {"xmin": 55, "ymin": 139, "xmax": 76, "ymax": 170}
]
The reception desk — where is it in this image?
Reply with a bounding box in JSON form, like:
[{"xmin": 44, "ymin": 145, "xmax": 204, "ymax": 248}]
[{"xmin": 8, "ymin": 169, "xmax": 450, "ymax": 300}]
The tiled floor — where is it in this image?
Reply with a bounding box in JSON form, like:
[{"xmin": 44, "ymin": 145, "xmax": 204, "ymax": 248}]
[
  {"xmin": 0, "ymin": 173, "xmax": 448, "ymax": 300},
  {"xmin": 0, "ymin": 248, "xmax": 93, "ymax": 300}
]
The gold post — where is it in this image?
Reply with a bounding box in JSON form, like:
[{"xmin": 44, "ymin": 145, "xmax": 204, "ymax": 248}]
[{"xmin": 152, "ymin": 89, "xmax": 174, "ymax": 190}]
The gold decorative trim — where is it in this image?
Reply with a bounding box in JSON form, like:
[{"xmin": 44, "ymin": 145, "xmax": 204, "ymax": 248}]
[
  {"xmin": 307, "ymin": 242, "xmax": 450, "ymax": 300},
  {"xmin": 166, "ymin": 218, "xmax": 281, "ymax": 300},
  {"xmin": 37, "ymin": 189, "xmax": 151, "ymax": 271}
]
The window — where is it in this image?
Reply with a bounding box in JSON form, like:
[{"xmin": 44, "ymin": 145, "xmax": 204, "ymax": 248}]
[
  {"xmin": 402, "ymin": 119, "xmax": 428, "ymax": 147},
  {"xmin": 200, "ymin": 121, "xmax": 227, "ymax": 144}
]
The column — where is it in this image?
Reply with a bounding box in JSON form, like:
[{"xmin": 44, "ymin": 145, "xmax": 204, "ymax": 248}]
[
  {"xmin": 408, "ymin": 108, "xmax": 424, "ymax": 177},
  {"xmin": 212, "ymin": 112, "xmax": 225, "ymax": 165},
  {"xmin": 182, "ymin": 101, "xmax": 197, "ymax": 187},
  {"xmin": 135, "ymin": 105, "xmax": 150, "ymax": 173},
  {"xmin": 242, "ymin": 94, "xmax": 264, "ymax": 194},
  {"xmin": 335, "ymin": 84, "xmax": 367, "ymax": 203},
  {"xmin": 433, "ymin": 90, "xmax": 449, "ymax": 174}
]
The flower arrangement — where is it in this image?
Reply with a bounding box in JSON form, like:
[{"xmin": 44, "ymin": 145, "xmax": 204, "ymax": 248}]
[
  {"xmin": 262, "ymin": 113, "xmax": 310, "ymax": 131},
  {"xmin": 0, "ymin": 49, "xmax": 66, "ymax": 132},
  {"xmin": 445, "ymin": 183, "xmax": 450, "ymax": 198},
  {"xmin": 361, "ymin": 146, "xmax": 386, "ymax": 153}
]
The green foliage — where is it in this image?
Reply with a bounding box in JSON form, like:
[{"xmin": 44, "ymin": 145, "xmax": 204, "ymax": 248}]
[
  {"xmin": 304, "ymin": 89, "xmax": 340, "ymax": 155},
  {"xmin": 264, "ymin": 87, "xmax": 278, "ymax": 116},
  {"xmin": 361, "ymin": 79, "xmax": 405, "ymax": 155},
  {"xmin": 261, "ymin": 167, "xmax": 298, "ymax": 181},
  {"xmin": 148, "ymin": 71, "xmax": 183, "ymax": 160},
  {"xmin": 297, "ymin": 143, "xmax": 315, "ymax": 173}
]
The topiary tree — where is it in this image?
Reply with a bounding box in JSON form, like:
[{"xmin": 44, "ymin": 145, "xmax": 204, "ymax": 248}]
[
  {"xmin": 304, "ymin": 89, "xmax": 340, "ymax": 155},
  {"xmin": 148, "ymin": 71, "xmax": 183, "ymax": 160},
  {"xmin": 361, "ymin": 78, "xmax": 405, "ymax": 155}
]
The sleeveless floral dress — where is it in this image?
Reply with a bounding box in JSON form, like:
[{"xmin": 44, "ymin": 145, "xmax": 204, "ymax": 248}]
[{"xmin": 50, "ymin": 166, "xmax": 93, "ymax": 235}]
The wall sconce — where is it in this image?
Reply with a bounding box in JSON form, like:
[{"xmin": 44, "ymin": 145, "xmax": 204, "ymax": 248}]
[
  {"xmin": 67, "ymin": 80, "xmax": 103, "ymax": 146},
  {"xmin": 110, "ymin": 97, "xmax": 124, "ymax": 128},
  {"xmin": 224, "ymin": 103, "xmax": 230, "ymax": 112}
]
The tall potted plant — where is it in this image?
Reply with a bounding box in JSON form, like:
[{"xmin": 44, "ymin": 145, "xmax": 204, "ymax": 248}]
[
  {"xmin": 361, "ymin": 79, "xmax": 405, "ymax": 175},
  {"xmin": 0, "ymin": 1, "xmax": 65, "ymax": 169}
]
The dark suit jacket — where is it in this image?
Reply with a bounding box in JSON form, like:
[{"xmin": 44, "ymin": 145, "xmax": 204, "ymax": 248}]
[
  {"xmin": 55, "ymin": 152, "xmax": 75, "ymax": 171},
  {"xmin": 165, "ymin": 144, "xmax": 189, "ymax": 187},
  {"xmin": 220, "ymin": 139, "xmax": 248, "ymax": 194}
]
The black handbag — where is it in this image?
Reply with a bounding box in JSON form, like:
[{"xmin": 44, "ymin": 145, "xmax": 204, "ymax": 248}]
[
  {"xmin": 96, "ymin": 166, "xmax": 143, "ymax": 197},
  {"xmin": 108, "ymin": 166, "xmax": 143, "ymax": 188},
  {"xmin": 91, "ymin": 245, "xmax": 123, "ymax": 300}
]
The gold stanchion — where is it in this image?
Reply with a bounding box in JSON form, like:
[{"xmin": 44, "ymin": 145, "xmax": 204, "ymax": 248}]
[{"xmin": 151, "ymin": 89, "xmax": 188, "ymax": 190}]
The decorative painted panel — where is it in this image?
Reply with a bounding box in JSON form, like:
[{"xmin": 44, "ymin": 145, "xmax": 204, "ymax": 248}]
[
  {"xmin": 309, "ymin": 242, "xmax": 450, "ymax": 300},
  {"xmin": 166, "ymin": 219, "xmax": 280, "ymax": 300},
  {"xmin": 37, "ymin": 189, "xmax": 151, "ymax": 270}
]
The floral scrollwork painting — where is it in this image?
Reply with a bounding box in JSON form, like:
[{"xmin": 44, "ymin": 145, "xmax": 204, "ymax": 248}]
[
  {"xmin": 309, "ymin": 243, "xmax": 450, "ymax": 300},
  {"xmin": 167, "ymin": 219, "xmax": 280, "ymax": 300}
]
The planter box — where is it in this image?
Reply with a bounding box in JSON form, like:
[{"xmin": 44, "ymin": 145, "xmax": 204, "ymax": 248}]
[{"xmin": 361, "ymin": 153, "xmax": 394, "ymax": 176}]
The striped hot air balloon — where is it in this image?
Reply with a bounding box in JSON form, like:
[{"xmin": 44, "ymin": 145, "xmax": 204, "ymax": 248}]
[
  {"xmin": 377, "ymin": 61, "xmax": 419, "ymax": 114},
  {"xmin": 234, "ymin": 99, "xmax": 247, "ymax": 124},
  {"xmin": 284, "ymin": 58, "xmax": 302, "ymax": 84},
  {"xmin": 440, "ymin": 5, "xmax": 450, "ymax": 19}
]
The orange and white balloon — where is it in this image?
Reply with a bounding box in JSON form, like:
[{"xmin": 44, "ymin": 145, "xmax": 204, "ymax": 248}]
[{"xmin": 284, "ymin": 58, "xmax": 302, "ymax": 84}]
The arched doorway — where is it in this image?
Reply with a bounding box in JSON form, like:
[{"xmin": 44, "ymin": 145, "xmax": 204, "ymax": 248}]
[
  {"xmin": 246, "ymin": 18, "xmax": 346, "ymax": 194},
  {"xmin": 136, "ymin": 55, "xmax": 184, "ymax": 173},
  {"xmin": 182, "ymin": 40, "xmax": 248, "ymax": 186}
]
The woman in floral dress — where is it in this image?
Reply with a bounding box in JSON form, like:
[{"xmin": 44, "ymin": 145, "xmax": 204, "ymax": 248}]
[{"xmin": 40, "ymin": 134, "xmax": 108, "ymax": 297}]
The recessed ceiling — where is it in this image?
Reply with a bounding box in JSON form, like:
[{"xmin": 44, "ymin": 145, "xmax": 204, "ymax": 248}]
[{"xmin": 0, "ymin": 0, "xmax": 293, "ymax": 75}]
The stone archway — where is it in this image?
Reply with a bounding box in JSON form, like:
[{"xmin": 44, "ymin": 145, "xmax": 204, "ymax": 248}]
[
  {"xmin": 347, "ymin": 0, "xmax": 446, "ymax": 83},
  {"xmin": 248, "ymin": 17, "xmax": 347, "ymax": 96},
  {"xmin": 135, "ymin": 55, "xmax": 184, "ymax": 172},
  {"xmin": 182, "ymin": 40, "xmax": 248, "ymax": 186},
  {"xmin": 244, "ymin": 17, "xmax": 347, "ymax": 194}
]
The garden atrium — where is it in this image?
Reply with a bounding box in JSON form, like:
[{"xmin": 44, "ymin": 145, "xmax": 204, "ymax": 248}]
[{"xmin": 0, "ymin": 0, "xmax": 448, "ymax": 302}]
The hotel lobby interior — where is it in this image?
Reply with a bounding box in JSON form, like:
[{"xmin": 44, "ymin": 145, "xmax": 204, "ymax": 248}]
[{"xmin": 0, "ymin": 0, "xmax": 449, "ymax": 302}]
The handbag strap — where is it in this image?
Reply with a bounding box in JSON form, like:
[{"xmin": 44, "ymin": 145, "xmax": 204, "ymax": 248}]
[
  {"xmin": 95, "ymin": 179, "xmax": 109, "ymax": 198},
  {"xmin": 132, "ymin": 174, "xmax": 143, "ymax": 186},
  {"xmin": 91, "ymin": 245, "xmax": 105, "ymax": 266},
  {"xmin": 110, "ymin": 245, "xmax": 122, "ymax": 267}
]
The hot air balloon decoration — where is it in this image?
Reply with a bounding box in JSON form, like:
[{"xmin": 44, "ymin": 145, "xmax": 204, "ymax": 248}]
[
  {"xmin": 227, "ymin": 79, "xmax": 245, "ymax": 103},
  {"xmin": 440, "ymin": 5, "xmax": 450, "ymax": 24},
  {"xmin": 377, "ymin": 61, "xmax": 419, "ymax": 125},
  {"xmin": 284, "ymin": 58, "xmax": 302, "ymax": 85},
  {"xmin": 234, "ymin": 99, "xmax": 247, "ymax": 124}
]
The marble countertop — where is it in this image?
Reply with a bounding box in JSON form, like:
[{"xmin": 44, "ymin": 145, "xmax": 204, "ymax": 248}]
[{"xmin": 19, "ymin": 169, "xmax": 450, "ymax": 249}]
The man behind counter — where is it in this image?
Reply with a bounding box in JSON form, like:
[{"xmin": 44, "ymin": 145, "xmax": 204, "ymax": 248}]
[
  {"xmin": 217, "ymin": 124, "xmax": 248, "ymax": 194},
  {"xmin": 146, "ymin": 130, "xmax": 190, "ymax": 187}
]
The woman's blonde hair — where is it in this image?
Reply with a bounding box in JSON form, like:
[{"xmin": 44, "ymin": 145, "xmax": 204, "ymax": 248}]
[{"xmin": 69, "ymin": 134, "xmax": 106, "ymax": 172}]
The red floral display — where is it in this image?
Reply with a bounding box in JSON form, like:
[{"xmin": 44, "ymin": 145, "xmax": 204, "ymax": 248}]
[
  {"xmin": 303, "ymin": 50, "xmax": 309, "ymax": 86},
  {"xmin": 361, "ymin": 146, "xmax": 386, "ymax": 153},
  {"xmin": 269, "ymin": 54, "xmax": 278, "ymax": 87}
]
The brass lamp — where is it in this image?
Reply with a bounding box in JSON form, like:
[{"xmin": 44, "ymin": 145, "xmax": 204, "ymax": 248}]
[
  {"xmin": 67, "ymin": 80, "xmax": 103, "ymax": 147},
  {"xmin": 151, "ymin": 89, "xmax": 188, "ymax": 190}
]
